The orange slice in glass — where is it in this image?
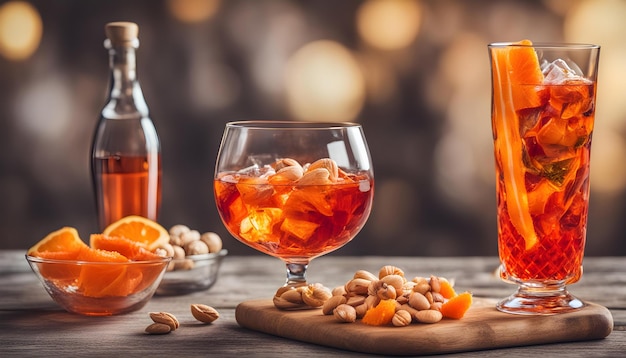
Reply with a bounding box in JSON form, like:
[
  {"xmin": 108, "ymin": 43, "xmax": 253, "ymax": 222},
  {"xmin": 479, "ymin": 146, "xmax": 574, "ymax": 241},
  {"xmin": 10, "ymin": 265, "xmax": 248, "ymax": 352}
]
[{"xmin": 491, "ymin": 39, "xmax": 542, "ymax": 250}]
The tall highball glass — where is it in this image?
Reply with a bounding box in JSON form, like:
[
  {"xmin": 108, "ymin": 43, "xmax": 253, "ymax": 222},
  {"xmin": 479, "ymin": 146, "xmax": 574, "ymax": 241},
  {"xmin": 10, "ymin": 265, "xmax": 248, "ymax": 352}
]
[{"xmin": 489, "ymin": 42, "xmax": 600, "ymax": 314}]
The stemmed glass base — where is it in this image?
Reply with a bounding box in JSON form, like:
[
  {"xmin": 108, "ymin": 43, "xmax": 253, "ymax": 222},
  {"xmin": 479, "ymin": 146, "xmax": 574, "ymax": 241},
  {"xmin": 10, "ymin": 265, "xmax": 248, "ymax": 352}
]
[
  {"xmin": 285, "ymin": 262, "xmax": 308, "ymax": 288},
  {"xmin": 497, "ymin": 283, "xmax": 585, "ymax": 315}
]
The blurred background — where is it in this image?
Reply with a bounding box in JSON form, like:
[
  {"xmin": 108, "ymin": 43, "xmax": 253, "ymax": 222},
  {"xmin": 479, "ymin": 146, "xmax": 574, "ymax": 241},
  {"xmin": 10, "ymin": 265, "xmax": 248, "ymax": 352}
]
[{"xmin": 1, "ymin": 0, "xmax": 626, "ymax": 256}]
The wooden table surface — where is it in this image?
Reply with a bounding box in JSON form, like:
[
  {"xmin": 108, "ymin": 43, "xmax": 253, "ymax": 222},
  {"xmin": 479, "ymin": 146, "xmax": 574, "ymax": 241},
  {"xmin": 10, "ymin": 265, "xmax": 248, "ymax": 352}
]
[{"xmin": 1, "ymin": 250, "xmax": 624, "ymax": 357}]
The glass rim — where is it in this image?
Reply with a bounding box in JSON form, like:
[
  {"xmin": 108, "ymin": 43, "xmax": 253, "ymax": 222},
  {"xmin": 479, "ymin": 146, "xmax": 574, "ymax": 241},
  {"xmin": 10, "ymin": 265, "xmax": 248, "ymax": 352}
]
[
  {"xmin": 25, "ymin": 254, "xmax": 172, "ymax": 265},
  {"xmin": 488, "ymin": 42, "xmax": 600, "ymax": 50},
  {"xmin": 225, "ymin": 120, "xmax": 362, "ymax": 130}
]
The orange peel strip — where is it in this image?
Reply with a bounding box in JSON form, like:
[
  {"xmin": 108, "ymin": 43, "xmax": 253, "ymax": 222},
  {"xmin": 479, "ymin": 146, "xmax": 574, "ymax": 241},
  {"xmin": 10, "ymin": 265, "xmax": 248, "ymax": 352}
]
[{"xmin": 491, "ymin": 40, "xmax": 540, "ymax": 250}]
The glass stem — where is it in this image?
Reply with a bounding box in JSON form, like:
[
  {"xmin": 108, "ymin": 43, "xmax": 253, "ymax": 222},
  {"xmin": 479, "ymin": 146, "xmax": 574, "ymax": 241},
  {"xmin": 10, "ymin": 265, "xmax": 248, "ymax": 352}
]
[{"xmin": 285, "ymin": 262, "xmax": 308, "ymax": 287}]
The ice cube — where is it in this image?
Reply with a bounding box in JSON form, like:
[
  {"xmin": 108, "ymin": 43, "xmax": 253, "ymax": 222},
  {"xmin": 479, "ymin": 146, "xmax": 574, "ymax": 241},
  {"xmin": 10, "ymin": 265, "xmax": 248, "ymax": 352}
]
[
  {"xmin": 236, "ymin": 176, "xmax": 274, "ymax": 205},
  {"xmin": 541, "ymin": 59, "xmax": 584, "ymax": 84},
  {"xmin": 239, "ymin": 208, "xmax": 283, "ymax": 243},
  {"xmin": 280, "ymin": 217, "xmax": 320, "ymax": 242}
]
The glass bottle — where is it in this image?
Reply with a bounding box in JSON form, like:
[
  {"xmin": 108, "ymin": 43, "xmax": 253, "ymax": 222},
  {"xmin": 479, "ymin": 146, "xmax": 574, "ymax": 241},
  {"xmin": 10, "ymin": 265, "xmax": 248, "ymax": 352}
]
[{"xmin": 91, "ymin": 22, "xmax": 161, "ymax": 231}]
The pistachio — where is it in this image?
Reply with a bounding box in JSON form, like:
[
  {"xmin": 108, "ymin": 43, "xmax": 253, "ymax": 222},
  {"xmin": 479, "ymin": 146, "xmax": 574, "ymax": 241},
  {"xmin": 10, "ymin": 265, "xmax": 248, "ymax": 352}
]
[
  {"xmin": 273, "ymin": 295, "xmax": 305, "ymax": 310},
  {"xmin": 415, "ymin": 309, "xmax": 443, "ymax": 324},
  {"xmin": 301, "ymin": 284, "xmax": 332, "ymax": 307},
  {"xmin": 380, "ymin": 274, "xmax": 405, "ymax": 292},
  {"xmin": 180, "ymin": 229, "xmax": 201, "ymax": 246},
  {"xmin": 190, "ymin": 304, "xmax": 220, "ymax": 323},
  {"xmin": 432, "ymin": 292, "xmax": 445, "ymax": 303},
  {"xmin": 331, "ymin": 285, "xmax": 347, "ymax": 297},
  {"xmin": 392, "ymin": 310, "xmax": 412, "ymax": 327},
  {"xmin": 149, "ymin": 312, "xmax": 179, "ymax": 331},
  {"xmin": 156, "ymin": 243, "xmax": 175, "ymax": 257},
  {"xmin": 279, "ymin": 287, "xmax": 304, "ymax": 304},
  {"xmin": 297, "ymin": 168, "xmax": 331, "ymax": 185},
  {"xmin": 409, "ymin": 292, "xmax": 431, "ymax": 311},
  {"xmin": 430, "ymin": 302, "xmax": 443, "ymax": 311},
  {"xmin": 184, "ymin": 240, "xmax": 209, "ymax": 255},
  {"xmin": 345, "ymin": 294, "xmax": 366, "ymax": 307},
  {"xmin": 345, "ymin": 278, "xmax": 371, "ymax": 295},
  {"xmin": 379, "ymin": 265, "xmax": 405, "ymax": 279},
  {"xmin": 333, "ymin": 304, "xmax": 357, "ymax": 323},
  {"xmin": 169, "ymin": 224, "xmax": 190, "ymax": 237},
  {"xmin": 145, "ymin": 322, "xmax": 172, "ymax": 335},
  {"xmin": 322, "ymin": 295, "xmax": 347, "ymax": 315},
  {"xmin": 273, "ymin": 165, "xmax": 304, "ymax": 182},
  {"xmin": 353, "ymin": 269, "xmax": 378, "ymax": 282},
  {"xmin": 429, "ymin": 275, "xmax": 441, "ymax": 293},
  {"xmin": 274, "ymin": 158, "xmax": 302, "ymax": 171},
  {"xmin": 308, "ymin": 158, "xmax": 339, "ymax": 182},
  {"xmin": 400, "ymin": 303, "xmax": 419, "ymax": 319},
  {"xmin": 200, "ymin": 232, "xmax": 223, "ymax": 253},
  {"xmin": 413, "ymin": 281, "xmax": 431, "ymax": 295},
  {"xmin": 364, "ymin": 294, "xmax": 380, "ymax": 310},
  {"xmin": 354, "ymin": 303, "xmax": 369, "ymax": 318},
  {"xmin": 376, "ymin": 282, "xmax": 397, "ymax": 300}
]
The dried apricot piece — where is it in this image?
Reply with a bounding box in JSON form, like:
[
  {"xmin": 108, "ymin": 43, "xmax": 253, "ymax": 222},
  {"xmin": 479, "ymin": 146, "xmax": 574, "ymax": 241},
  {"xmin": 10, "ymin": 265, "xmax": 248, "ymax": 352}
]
[
  {"xmin": 440, "ymin": 291, "xmax": 473, "ymax": 319},
  {"xmin": 438, "ymin": 279, "xmax": 457, "ymax": 299},
  {"xmin": 361, "ymin": 299, "xmax": 396, "ymax": 326}
]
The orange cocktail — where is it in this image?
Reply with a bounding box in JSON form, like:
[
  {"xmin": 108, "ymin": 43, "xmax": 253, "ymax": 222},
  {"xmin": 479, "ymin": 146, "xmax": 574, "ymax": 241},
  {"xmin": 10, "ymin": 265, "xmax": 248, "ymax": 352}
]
[
  {"xmin": 214, "ymin": 163, "xmax": 373, "ymax": 261},
  {"xmin": 489, "ymin": 41, "xmax": 600, "ymax": 314},
  {"xmin": 213, "ymin": 121, "xmax": 374, "ymax": 294}
]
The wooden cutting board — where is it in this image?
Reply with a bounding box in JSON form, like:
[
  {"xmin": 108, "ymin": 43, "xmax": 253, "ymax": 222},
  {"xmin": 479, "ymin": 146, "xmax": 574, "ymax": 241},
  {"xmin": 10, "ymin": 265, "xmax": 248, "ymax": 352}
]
[{"xmin": 235, "ymin": 298, "xmax": 613, "ymax": 356}]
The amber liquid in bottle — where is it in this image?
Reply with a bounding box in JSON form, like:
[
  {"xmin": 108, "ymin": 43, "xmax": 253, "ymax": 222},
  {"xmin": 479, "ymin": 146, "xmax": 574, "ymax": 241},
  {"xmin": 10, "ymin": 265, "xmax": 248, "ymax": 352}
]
[
  {"xmin": 91, "ymin": 22, "xmax": 161, "ymax": 230},
  {"xmin": 93, "ymin": 155, "xmax": 161, "ymax": 229}
]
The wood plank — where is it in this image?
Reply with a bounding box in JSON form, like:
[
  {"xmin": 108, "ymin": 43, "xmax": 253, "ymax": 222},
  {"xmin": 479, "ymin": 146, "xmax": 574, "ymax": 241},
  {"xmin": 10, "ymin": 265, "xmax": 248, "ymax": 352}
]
[{"xmin": 235, "ymin": 298, "xmax": 614, "ymax": 356}]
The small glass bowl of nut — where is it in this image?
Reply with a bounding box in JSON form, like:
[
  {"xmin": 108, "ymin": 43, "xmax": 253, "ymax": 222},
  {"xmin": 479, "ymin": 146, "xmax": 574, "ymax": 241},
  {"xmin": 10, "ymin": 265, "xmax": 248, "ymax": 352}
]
[{"xmin": 155, "ymin": 225, "xmax": 228, "ymax": 296}]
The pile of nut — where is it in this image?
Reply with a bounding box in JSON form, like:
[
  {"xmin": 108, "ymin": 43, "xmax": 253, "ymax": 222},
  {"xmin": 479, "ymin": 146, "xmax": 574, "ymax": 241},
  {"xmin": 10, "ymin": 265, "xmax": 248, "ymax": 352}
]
[
  {"xmin": 145, "ymin": 304, "xmax": 220, "ymax": 335},
  {"xmin": 273, "ymin": 283, "xmax": 333, "ymax": 310},
  {"xmin": 154, "ymin": 224, "xmax": 223, "ymax": 271},
  {"xmin": 273, "ymin": 265, "xmax": 459, "ymax": 327}
]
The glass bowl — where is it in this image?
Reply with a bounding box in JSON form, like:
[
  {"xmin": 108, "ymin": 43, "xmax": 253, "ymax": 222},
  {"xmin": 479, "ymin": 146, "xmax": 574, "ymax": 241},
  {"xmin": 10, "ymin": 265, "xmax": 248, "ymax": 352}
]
[
  {"xmin": 156, "ymin": 249, "xmax": 228, "ymax": 296},
  {"xmin": 25, "ymin": 255, "xmax": 171, "ymax": 316}
]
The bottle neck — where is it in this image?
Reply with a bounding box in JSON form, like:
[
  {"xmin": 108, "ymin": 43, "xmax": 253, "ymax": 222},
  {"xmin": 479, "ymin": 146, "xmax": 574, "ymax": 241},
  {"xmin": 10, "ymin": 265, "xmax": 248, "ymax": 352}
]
[{"xmin": 103, "ymin": 40, "xmax": 149, "ymax": 118}]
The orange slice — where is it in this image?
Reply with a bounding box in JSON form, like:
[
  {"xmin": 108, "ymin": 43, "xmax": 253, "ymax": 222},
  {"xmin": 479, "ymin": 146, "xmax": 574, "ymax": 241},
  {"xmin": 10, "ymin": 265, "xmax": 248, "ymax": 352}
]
[
  {"xmin": 507, "ymin": 39, "xmax": 544, "ymax": 110},
  {"xmin": 90, "ymin": 234, "xmax": 163, "ymax": 261},
  {"xmin": 491, "ymin": 39, "xmax": 541, "ymax": 250},
  {"xmin": 76, "ymin": 248, "xmax": 130, "ymax": 297},
  {"xmin": 27, "ymin": 227, "xmax": 88, "ymax": 257},
  {"xmin": 102, "ymin": 215, "xmax": 169, "ymax": 251}
]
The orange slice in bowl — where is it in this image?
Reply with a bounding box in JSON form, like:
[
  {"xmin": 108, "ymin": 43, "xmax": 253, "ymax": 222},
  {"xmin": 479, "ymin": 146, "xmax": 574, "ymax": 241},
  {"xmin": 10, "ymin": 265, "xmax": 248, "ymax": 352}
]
[
  {"xmin": 90, "ymin": 234, "xmax": 163, "ymax": 261},
  {"xmin": 90, "ymin": 234, "xmax": 167, "ymax": 294},
  {"xmin": 76, "ymin": 247, "xmax": 130, "ymax": 297},
  {"xmin": 102, "ymin": 216, "xmax": 169, "ymax": 251},
  {"xmin": 27, "ymin": 227, "xmax": 88, "ymax": 257},
  {"xmin": 27, "ymin": 227, "xmax": 89, "ymax": 280}
]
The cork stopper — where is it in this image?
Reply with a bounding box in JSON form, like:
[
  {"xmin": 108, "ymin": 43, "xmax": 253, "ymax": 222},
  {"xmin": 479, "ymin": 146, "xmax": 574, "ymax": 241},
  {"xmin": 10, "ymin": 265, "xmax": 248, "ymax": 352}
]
[{"xmin": 105, "ymin": 22, "xmax": 139, "ymax": 46}]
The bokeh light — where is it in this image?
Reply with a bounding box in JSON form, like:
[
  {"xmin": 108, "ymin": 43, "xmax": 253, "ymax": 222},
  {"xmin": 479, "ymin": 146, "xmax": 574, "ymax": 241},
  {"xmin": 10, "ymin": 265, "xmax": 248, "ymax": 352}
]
[
  {"xmin": 1, "ymin": 0, "xmax": 626, "ymax": 256},
  {"xmin": 166, "ymin": 0, "xmax": 221, "ymax": 23},
  {"xmin": 0, "ymin": 1, "xmax": 42, "ymax": 61},
  {"xmin": 285, "ymin": 40, "xmax": 365, "ymax": 122},
  {"xmin": 356, "ymin": 0, "xmax": 422, "ymax": 50},
  {"xmin": 564, "ymin": 0, "xmax": 626, "ymax": 194}
]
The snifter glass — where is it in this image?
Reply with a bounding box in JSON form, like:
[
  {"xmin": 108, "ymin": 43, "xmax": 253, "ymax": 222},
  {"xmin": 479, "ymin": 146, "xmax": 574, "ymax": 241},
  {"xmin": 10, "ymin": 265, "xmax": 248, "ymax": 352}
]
[
  {"xmin": 213, "ymin": 121, "xmax": 374, "ymax": 296},
  {"xmin": 489, "ymin": 42, "xmax": 600, "ymax": 314}
]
